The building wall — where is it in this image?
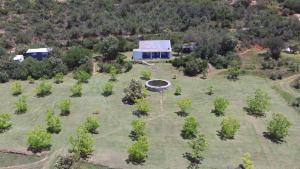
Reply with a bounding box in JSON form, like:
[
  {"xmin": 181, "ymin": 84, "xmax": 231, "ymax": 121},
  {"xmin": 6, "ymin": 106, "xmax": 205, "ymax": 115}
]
[
  {"xmin": 133, "ymin": 51, "xmax": 143, "ymax": 60},
  {"xmin": 133, "ymin": 51, "xmax": 171, "ymax": 60}
]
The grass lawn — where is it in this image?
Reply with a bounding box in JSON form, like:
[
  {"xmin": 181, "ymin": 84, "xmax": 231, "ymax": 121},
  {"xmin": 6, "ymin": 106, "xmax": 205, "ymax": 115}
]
[{"xmin": 0, "ymin": 63, "xmax": 299, "ymax": 169}]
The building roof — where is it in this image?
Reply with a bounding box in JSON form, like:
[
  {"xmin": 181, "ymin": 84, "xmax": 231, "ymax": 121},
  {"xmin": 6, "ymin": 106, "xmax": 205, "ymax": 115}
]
[
  {"xmin": 26, "ymin": 48, "xmax": 53, "ymax": 53},
  {"xmin": 138, "ymin": 40, "xmax": 171, "ymax": 51}
]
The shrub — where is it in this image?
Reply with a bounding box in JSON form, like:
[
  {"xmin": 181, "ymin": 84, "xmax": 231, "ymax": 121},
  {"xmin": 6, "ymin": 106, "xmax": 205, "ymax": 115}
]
[
  {"xmin": 140, "ymin": 70, "xmax": 152, "ymax": 80},
  {"xmin": 187, "ymin": 134, "xmax": 208, "ymax": 164},
  {"xmin": 227, "ymin": 66, "xmax": 241, "ymax": 80},
  {"xmin": 123, "ymin": 79, "xmax": 146, "ymax": 104},
  {"xmin": 46, "ymin": 109, "xmax": 62, "ymax": 134},
  {"xmin": 128, "ymin": 136, "xmax": 149, "ymax": 163},
  {"xmin": 59, "ymin": 99, "xmax": 71, "ymax": 116},
  {"xmin": 135, "ymin": 98, "xmax": 150, "ymax": 115},
  {"xmin": 27, "ymin": 126, "xmax": 52, "ymax": 152},
  {"xmin": 247, "ymin": 89, "xmax": 270, "ymax": 116},
  {"xmin": 131, "ymin": 119, "xmax": 146, "ymax": 140},
  {"xmin": 213, "ymin": 97, "xmax": 229, "ymax": 116},
  {"xmin": 267, "ymin": 113, "xmax": 292, "ymax": 140},
  {"xmin": 220, "ymin": 116, "xmax": 240, "ymax": 139},
  {"xmin": 63, "ymin": 47, "xmax": 92, "ymax": 70},
  {"xmin": 182, "ymin": 116, "xmax": 199, "ymax": 139},
  {"xmin": 99, "ymin": 35, "xmax": 120, "ymax": 60},
  {"xmin": 73, "ymin": 70, "xmax": 91, "ymax": 83},
  {"xmin": 36, "ymin": 82, "xmax": 52, "ymax": 97},
  {"xmin": 53, "ymin": 155, "xmax": 75, "ymax": 169},
  {"xmin": 69, "ymin": 126, "xmax": 94, "ymax": 158},
  {"xmin": 28, "ymin": 76, "xmax": 35, "ymax": 84},
  {"xmin": 177, "ymin": 98, "xmax": 192, "ymax": 115},
  {"xmin": 0, "ymin": 71, "xmax": 9, "ymax": 83},
  {"xmin": 15, "ymin": 96, "xmax": 27, "ymax": 114},
  {"xmin": 284, "ymin": 0, "xmax": 300, "ymax": 13},
  {"xmin": 71, "ymin": 83, "xmax": 83, "ymax": 97},
  {"xmin": 207, "ymin": 85, "xmax": 214, "ymax": 95},
  {"xmin": 0, "ymin": 113, "xmax": 12, "ymax": 132},
  {"xmin": 109, "ymin": 66, "xmax": 117, "ymax": 81},
  {"xmin": 241, "ymin": 153, "xmax": 254, "ymax": 169},
  {"xmin": 54, "ymin": 72, "xmax": 64, "ymax": 84},
  {"xmin": 102, "ymin": 82, "xmax": 113, "ymax": 96},
  {"xmin": 11, "ymin": 82, "xmax": 22, "ymax": 96},
  {"xmin": 174, "ymin": 86, "xmax": 182, "ymax": 96},
  {"xmin": 83, "ymin": 116, "xmax": 100, "ymax": 134}
]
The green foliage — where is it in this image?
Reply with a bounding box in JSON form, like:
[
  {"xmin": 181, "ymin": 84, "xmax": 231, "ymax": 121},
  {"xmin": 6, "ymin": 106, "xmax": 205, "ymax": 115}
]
[
  {"xmin": 54, "ymin": 72, "xmax": 64, "ymax": 84},
  {"xmin": 0, "ymin": 113, "xmax": 12, "ymax": 132},
  {"xmin": 187, "ymin": 134, "xmax": 208, "ymax": 164},
  {"xmin": 59, "ymin": 99, "xmax": 71, "ymax": 116},
  {"xmin": 102, "ymin": 81, "xmax": 113, "ymax": 96},
  {"xmin": 220, "ymin": 116, "xmax": 240, "ymax": 139},
  {"xmin": 73, "ymin": 70, "xmax": 91, "ymax": 83},
  {"xmin": 28, "ymin": 76, "xmax": 34, "ymax": 84},
  {"xmin": 83, "ymin": 116, "xmax": 100, "ymax": 134},
  {"xmin": 227, "ymin": 66, "xmax": 241, "ymax": 80},
  {"xmin": 174, "ymin": 85, "xmax": 182, "ymax": 96},
  {"xmin": 264, "ymin": 37, "xmax": 285, "ymax": 60},
  {"xmin": 46, "ymin": 109, "xmax": 62, "ymax": 134},
  {"xmin": 0, "ymin": 72, "xmax": 9, "ymax": 83},
  {"xmin": 207, "ymin": 85, "xmax": 214, "ymax": 95},
  {"xmin": 247, "ymin": 89, "xmax": 270, "ymax": 116},
  {"xmin": 241, "ymin": 153, "xmax": 254, "ymax": 169},
  {"xmin": 71, "ymin": 83, "xmax": 83, "ymax": 97},
  {"xmin": 284, "ymin": 0, "xmax": 300, "ymax": 13},
  {"xmin": 213, "ymin": 97, "xmax": 229, "ymax": 116},
  {"xmin": 182, "ymin": 116, "xmax": 199, "ymax": 139},
  {"xmin": 177, "ymin": 98, "xmax": 192, "ymax": 114},
  {"xmin": 27, "ymin": 126, "xmax": 52, "ymax": 151},
  {"xmin": 63, "ymin": 47, "xmax": 92, "ymax": 69},
  {"xmin": 11, "ymin": 82, "xmax": 22, "ymax": 96},
  {"xmin": 140, "ymin": 70, "xmax": 152, "ymax": 80},
  {"xmin": 123, "ymin": 79, "xmax": 146, "ymax": 104},
  {"xmin": 131, "ymin": 119, "xmax": 146, "ymax": 140},
  {"xmin": 109, "ymin": 66, "xmax": 117, "ymax": 81},
  {"xmin": 99, "ymin": 35, "xmax": 120, "ymax": 60},
  {"xmin": 36, "ymin": 82, "xmax": 52, "ymax": 97},
  {"xmin": 15, "ymin": 96, "xmax": 27, "ymax": 114},
  {"xmin": 135, "ymin": 98, "xmax": 150, "ymax": 115},
  {"xmin": 128, "ymin": 136, "xmax": 149, "ymax": 163},
  {"xmin": 267, "ymin": 113, "xmax": 292, "ymax": 140},
  {"xmin": 69, "ymin": 127, "xmax": 94, "ymax": 158}
]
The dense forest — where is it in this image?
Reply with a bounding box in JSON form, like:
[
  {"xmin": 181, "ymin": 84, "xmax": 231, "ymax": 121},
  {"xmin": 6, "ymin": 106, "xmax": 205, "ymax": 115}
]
[{"xmin": 0, "ymin": 0, "xmax": 299, "ymax": 80}]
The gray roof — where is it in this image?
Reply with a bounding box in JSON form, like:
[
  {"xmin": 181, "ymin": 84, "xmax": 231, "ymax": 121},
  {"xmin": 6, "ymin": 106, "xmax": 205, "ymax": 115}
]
[{"xmin": 138, "ymin": 40, "xmax": 171, "ymax": 51}]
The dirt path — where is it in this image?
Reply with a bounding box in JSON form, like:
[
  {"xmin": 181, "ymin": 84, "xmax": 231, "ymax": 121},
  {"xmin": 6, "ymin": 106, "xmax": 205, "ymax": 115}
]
[{"xmin": 274, "ymin": 74, "xmax": 300, "ymax": 98}]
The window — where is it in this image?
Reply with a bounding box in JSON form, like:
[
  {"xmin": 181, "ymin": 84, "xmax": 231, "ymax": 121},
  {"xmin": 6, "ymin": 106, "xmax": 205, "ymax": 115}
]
[
  {"xmin": 152, "ymin": 52, "xmax": 160, "ymax": 59},
  {"xmin": 142, "ymin": 52, "xmax": 151, "ymax": 59},
  {"xmin": 161, "ymin": 52, "xmax": 170, "ymax": 58}
]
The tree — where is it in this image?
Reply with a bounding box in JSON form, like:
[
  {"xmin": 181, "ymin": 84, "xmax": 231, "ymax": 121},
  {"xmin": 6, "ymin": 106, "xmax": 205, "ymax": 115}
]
[
  {"xmin": 220, "ymin": 116, "xmax": 240, "ymax": 139},
  {"xmin": 46, "ymin": 109, "xmax": 62, "ymax": 134},
  {"xmin": 264, "ymin": 37, "xmax": 285, "ymax": 60},
  {"xmin": 15, "ymin": 96, "xmax": 27, "ymax": 114},
  {"xmin": 27, "ymin": 126, "xmax": 52, "ymax": 152},
  {"xmin": 128, "ymin": 136, "xmax": 149, "ymax": 163},
  {"xmin": 267, "ymin": 113, "xmax": 292, "ymax": 141},
  {"xmin": 227, "ymin": 66, "xmax": 241, "ymax": 80},
  {"xmin": 102, "ymin": 81, "xmax": 113, "ymax": 96},
  {"xmin": 135, "ymin": 98, "xmax": 150, "ymax": 115},
  {"xmin": 0, "ymin": 113, "xmax": 12, "ymax": 132},
  {"xmin": 174, "ymin": 85, "xmax": 182, "ymax": 96},
  {"xmin": 109, "ymin": 66, "xmax": 117, "ymax": 81},
  {"xmin": 207, "ymin": 85, "xmax": 214, "ymax": 95},
  {"xmin": 131, "ymin": 119, "xmax": 146, "ymax": 140},
  {"xmin": 71, "ymin": 83, "xmax": 83, "ymax": 97},
  {"xmin": 59, "ymin": 99, "xmax": 71, "ymax": 116},
  {"xmin": 241, "ymin": 153, "xmax": 254, "ymax": 169},
  {"xmin": 123, "ymin": 79, "xmax": 146, "ymax": 104},
  {"xmin": 69, "ymin": 127, "xmax": 94, "ymax": 158},
  {"xmin": 73, "ymin": 70, "xmax": 91, "ymax": 83},
  {"xmin": 99, "ymin": 35, "xmax": 120, "ymax": 60},
  {"xmin": 177, "ymin": 98, "xmax": 192, "ymax": 115},
  {"xmin": 28, "ymin": 76, "xmax": 34, "ymax": 84},
  {"xmin": 140, "ymin": 70, "xmax": 152, "ymax": 80},
  {"xmin": 36, "ymin": 82, "xmax": 52, "ymax": 97},
  {"xmin": 213, "ymin": 97, "xmax": 229, "ymax": 116},
  {"xmin": 54, "ymin": 72, "xmax": 64, "ymax": 84},
  {"xmin": 63, "ymin": 47, "xmax": 92, "ymax": 69},
  {"xmin": 247, "ymin": 89, "xmax": 270, "ymax": 116},
  {"xmin": 187, "ymin": 134, "xmax": 208, "ymax": 164},
  {"xmin": 0, "ymin": 72, "xmax": 9, "ymax": 83},
  {"xmin": 11, "ymin": 82, "xmax": 22, "ymax": 96},
  {"xmin": 83, "ymin": 116, "xmax": 100, "ymax": 134},
  {"xmin": 182, "ymin": 116, "xmax": 199, "ymax": 139}
]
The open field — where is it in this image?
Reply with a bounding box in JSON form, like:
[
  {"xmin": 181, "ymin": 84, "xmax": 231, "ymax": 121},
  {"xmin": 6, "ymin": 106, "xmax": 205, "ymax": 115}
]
[{"xmin": 0, "ymin": 63, "xmax": 300, "ymax": 169}]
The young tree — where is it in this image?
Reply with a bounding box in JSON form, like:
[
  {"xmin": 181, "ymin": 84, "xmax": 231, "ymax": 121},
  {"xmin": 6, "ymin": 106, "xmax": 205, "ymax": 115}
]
[
  {"xmin": 227, "ymin": 66, "xmax": 241, "ymax": 80},
  {"xmin": 213, "ymin": 97, "xmax": 229, "ymax": 116},
  {"xmin": 187, "ymin": 134, "xmax": 208, "ymax": 164},
  {"xmin": 54, "ymin": 72, "xmax": 64, "ymax": 84},
  {"xmin": 27, "ymin": 126, "xmax": 52, "ymax": 152},
  {"xmin": 177, "ymin": 98, "xmax": 192, "ymax": 115},
  {"xmin": 69, "ymin": 127, "xmax": 94, "ymax": 158},
  {"xmin": 71, "ymin": 83, "xmax": 83, "ymax": 97},
  {"xmin": 15, "ymin": 96, "xmax": 27, "ymax": 114},
  {"xmin": 128, "ymin": 136, "xmax": 149, "ymax": 163},
  {"xmin": 174, "ymin": 85, "xmax": 182, "ymax": 96},
  {"xmin": 0, "ymin": 113, "xmax": 12, "ymax": 132},
  {"xmin": 46, "ymin": 109, "xmax": 62, "ymax": 134},
  {"xmin": 73, "ymin": 70, "xmax": 91, "ymax": 83},
  {"xmin": 182, "ymin": 116, "xmax": 199, "ymax": 139},
  {"xmin": 220, "ymin": 116, "xmax": 240, "ymax": 139},
  {"xmin": 28, "ymin": 76, "xmax": 35, "ymax": 84},
  {"xmin": 109, "ymin": 66, "xmax": 117, "ymax": 81},
  {"xmin": 36, "ymin": 82, "xmax": 52, "ymax": 97},
  {"xmin": 59, "ymin": 99, "xmax": 71, "ymax": 116},
  {"xmin": 207, "ymin": 85, "xmax": 214, "ymax": 95},
  {"xmin": 11, "ymin": 82, "xmax": 22, "ymax": 96},
  {"xmin": 241, "ymin": 153, "xmax": 254, "ymax": 169},
  {"xmin": 123, "ymin": 79, "xmax": 146, "ymax": 104},
  {"xmin": 267, "ymin": 113, "xmax": 292, "ymax": 140},
  {"xmin": 99, "ymin": 35, "xmax": 120, "ymax": 60},
  {"xmin": 140, "ymin": 70, "xmax": 152, "ymax": 80},
  {"xmin": 131, "ymin": 119, "xmax": 146, "ymax": 140},
  {"xmin": 247, "ymin": 89, "xmax": 270, "ymax": 116},
  {"xmin": 83, "ymin": 116, "xmax": 100, "ymax": 134},
  {"xmin": 102, "ymin": 81, "xmax": 113, "ymax": 96},
  {"xmin": 135, "ymin": 98, "xmax": 150, "ymax": 115}
]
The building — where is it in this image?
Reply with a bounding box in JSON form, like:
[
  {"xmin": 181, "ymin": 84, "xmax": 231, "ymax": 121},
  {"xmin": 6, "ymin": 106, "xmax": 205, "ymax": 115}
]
[
  {"xmin": 132, "ymin": 40, "xmax": 172, "ymax": 60},
  {"xmin": 182, "ymin": 42, "xmax": 196, "ymax": 53},
  {"xmin": 13, "ymin": 48, "xmax": 53, "ymax": 62}
]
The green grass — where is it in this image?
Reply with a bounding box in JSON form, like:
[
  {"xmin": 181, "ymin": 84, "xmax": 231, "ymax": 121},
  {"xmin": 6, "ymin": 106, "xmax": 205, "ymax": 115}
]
[
  {"xmin": 0, "ymin": 63, "xmax": 299, "ymax": 169},
  {"xmin": 0, "ymin": 152, "xmax": 42, "ymax": 167},
  {"xmin": 272, "ymin": 85, "xmax": 295, "ymax": 104}
]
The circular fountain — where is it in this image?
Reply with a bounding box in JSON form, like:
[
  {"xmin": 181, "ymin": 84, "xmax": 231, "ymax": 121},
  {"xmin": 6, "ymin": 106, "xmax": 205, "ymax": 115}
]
[{"xmin": 145, "ymin": 79, "xmax": 171, "ymax": 92}]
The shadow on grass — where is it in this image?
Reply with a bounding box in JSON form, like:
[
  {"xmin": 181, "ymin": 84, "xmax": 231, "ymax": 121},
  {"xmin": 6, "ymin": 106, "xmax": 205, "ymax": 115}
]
[
  {"xmin": 263, "ymin": 132, "xmax": 285, "ymax": 144},
  {"xmin": 140, "ymin": 77, "xmax": 150, "ymax": 81},
  {"xmin": 70, "ymin": 93, "xmax": 82, "ymax": 97},
  {"xmin": 129, "ymin": 131, "xmax": 138, "ymax": 141},
  {"xmin": 125, "ymin": 157, "xmax": 146, "ymax": 165},
  {"xmin": 132, "ymin": 110, "xmax": 148, "ymax": 118},
  {"xmin": 36, "ymin": 92, "xmax": 52, "ymax": 98},
  {"xmin": 210, "ymin": 109, "xmax": 223, "ymax": 117},
  {"xmin": 0, "ymin": 126, "xmax": 11, "ymax": 133},
  {"xmin": 15, "ymin": 110, "xmax": 26, "ymax": 115},
  {"xmin": 175, "ymin": 111, "xmax": 188, "ymax": 117},
  {"xmin": 28, "ymin": 145, "xmax": 51, "ymax": 154},
  {"xmin": 216, "ymin": 130, "xmax": 234, "ymax": 141},
  {"xmin": 102, "ymin": 92, "xmax": 112, "ymax": 97},
  {"xmin": 183, "ymin": 153, "xmax": 204, "ymax": 165},
  {"xmin": 60, "ymin": 111, "xmax": 70, "ymax": 116},
  {"xmin": 243, "ymin": 107, "xmax": 266, "ymax": 118}
]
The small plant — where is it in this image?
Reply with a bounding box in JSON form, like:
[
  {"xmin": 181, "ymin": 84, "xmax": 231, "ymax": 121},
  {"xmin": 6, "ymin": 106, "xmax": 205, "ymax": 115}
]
[
  {"xmin": 71, "ymin": 83, "xmax": 83, "ymax": 97},
  {"xmin": 227, "ymin": 66, "xmax": 241, "ymax": 80},
  {"xmin": 83, "ymin": 116, "xmax": 100, "ymax": 134},
  {"xmin": 123, "ymin": 79, "xmax": 146, "ymax": 104},
  {"xmin": 28, "ymin": 76, "xmax": 34, "ymax": 84},
  {"xmin": 241, "ymin": 153, "xmax": 254, "ymax": 169},
  {"xmin": 220, "ymin": 116, "xmax": 240, "ymax": 139},
  {"xmin": 213, "ymin": 96, "xmax": 229, "ymax": 116},
  {"xmin": 177, "ymin": 98, "xmax": 192, "ymax": 115},
  {"xmin": 131, "ymin": 119, "xmax": 146, "ymax": 140},
  {"xmin": 128, "ymin": 136, "xmax": 149, "ymax": 163},
  {"xmin": 135, "ymin": 98, "xmax": 150, "ymax": 115},
  {"xmin": 73, "ymin": 70, "xmax": 91, "ymax": 83},
  {"xmin": 54, "ymin": 72, "xmax": 64, "ymax": 84},
  {"xmin": 181, "ymin": 116, "xmax": 199, "ymax": 139},
  {"xmin": 207, "ymin": 85, "xmax": 214, "ymax": 95},
  {"xmin": 102, "ymin": 81, "xmax": 113, "ymax": 96},
  {"xmin": 267, "ymin": 113, "xmax": 292, "ymax": 141},
  {"xmin": 36, "ymin": 82, "xmax": 52, "ymax": 97},
  {"xmin": 69, "ymin": 126, "xmax": 94, "ymax": 158},
  {"xmin": 59, "ymin": 99, "xmax": 71, "ymax": 116},
  {"xmin": 0, "ymin": 113, "xmax": 12, "ymax": 132},
  {"xmin": 174, "ymin": 86, "xmax": 182, "ymax": 96},
  {"xmin": 187, "ymin": 134, "xmax": 208, "ymax": 164},
  {"xmin": 27, "ymin": 125, "xmax": 52, "ymax": 152},
  {"xmin": 15, "ymin": 96, "xmax": 27, "ymax": 114},
  {"xmin": 140, "ymin": 70, "xmax": 151, "ymax": 80},
  {"xmin": 247, "ymin": 89, "xmax": 270, "ymax": 117},
  {"xmin": 110, "ymin": 66, "xmax": 117, "ymax": 81},
  {"xmin": 46, "ymin": 109, "xmax": 62, "ymax": 134},
  {"xmin": 11, "ymin": 82, "xmax": 22, "ymax": 96}
]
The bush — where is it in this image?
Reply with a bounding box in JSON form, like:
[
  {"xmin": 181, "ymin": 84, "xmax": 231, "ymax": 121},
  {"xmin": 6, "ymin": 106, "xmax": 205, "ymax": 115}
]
[
  {"xmin": 27, "ymin": 126, "xmax": 52, "ymax": 152},
  {"xmin": 102, "ymin": 82, "xmax": 113, "ymax": 96},
  {"xmin": 241, "ymin": 153, "xmax": 254, "ymax": 169},
  {"xmin": 227, "ymin": 66, "xmax": 241, "ymax": 80},
  {"xmin": 284, "ymin": 0, "xmax": 300, "ymax": 13},
  {"xmin": 36, "ymin": 82, "xmax": 52, "ymax": 97},
  {"xmin": 187, "ymin": 134, "xmax": 208, "ymax": 164},
  {"xmin": 123, "ymin": 79, "xmax": 146, "ymax": 104},
  {"xmin": 63, "ymin": 47, "xmax": 92, "ymax": 70},
  {"xmin": 73, "ymin": 70, "xmax": 91, "ymax": 83},
  {"xmin": 46, "ymin": 109, "xmax": 62, "ymax": 134},
  {"xmin": 128, "ymin": 136, "xmax": 149, "ymax": 163},
  {"xmin": 15, "ymin": 96, "xmax": 27, "ymax": 114},
  {"xmin": 207, "ymin": 85, "xmax": 214, "ymax": 95},
  {"xmin": 99, "ymin": 35, "xmax": 120, "ymax": 60},
  {"xmin": 131, "ymin": 119, "xmax": 146, "ymax": 140},
  {"xmin": 213, "ymin": 97, "xmax": 229, "ymax": 116},
  {"xmin": 177, "ymin": 98, "xmax": 192, "ymax": 115},
  {"xmin": 184, "ymin": 58, "xmax": 208, "ymax": 76},
  {"xmin": 59, "ymin": 99, "xmax": 71, "ymax": 116},
  {"xmin": 247, "ymin": 89, "xmax": 270, "ymax": 116},
  {"xmin": 11, "ymin": 82, "xmax": 22, "ymax": 96},
  {"xmin": 109, "ymin": 66, "xmax": 117, "ymax": 81},
  {"xmin": 0, "ymin": 72, "xmax": 9, "ymax": 83},
  {"xmin": 181, "ymin": 116, "xmax": 199, "ymax": 139},
  {"xmin": 140, "ymin": 70, "xmax": 152, "ymax": 80},
  {"xmin": 28, "ymin": 76, "xmax": 35, "ymax": 84},
  {"xmin": 267, "ymin": 113, "xmax": 292, "ymax": 140},
  {"xmin": 54, "ymin": 72, "xmax": 64, "ymax": 84},
  {"xmin": 71, "ymin": 83, "xmax": 83, "ymax": 97},
  {"xmin": 53, "ymin": 155, "xmax": 75, "ymax": 169},
  {"xmin": 135, "ymin": 98, "xmax": 150, "ymax": 115},
  {"xmin": 220, "ymin": 116, "xmax": 240, "ymax": 139},
  {"xmin": 69, "ymin": 126, "xmax": 94, "ymax": 158},
  {"xmin": 83, "ymin": 116, "xmax": 100, "ymax": 134},
  {"xmin": 174, "ymin": 86, "xmax": 182, "ymax": 96},
  {"xmin": 0, "ymin": 113, "xmax": 12, "ymax": 132}
]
